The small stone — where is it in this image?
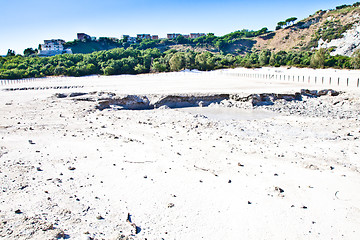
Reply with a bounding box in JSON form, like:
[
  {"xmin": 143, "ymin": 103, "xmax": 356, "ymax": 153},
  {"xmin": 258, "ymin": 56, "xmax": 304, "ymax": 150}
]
[
  {"xmin": 68, "ymin": 166, "xmax": 76, "ymax": 171},
  {"xmin": 275, "ymin": 187, "xmax": 284, "ymax": 193},
  {"xmin": 248, "ymin": 201, "xmax": 252, "ymax": 205},
  {"xmin": 54, "ymin": 230, "xmax": 65, "ymax": 239},
  {"xmin": 228, "ymin": 180, "xmax": 232, "ymax": 183},
  {"xmin": 330, "ymin": 166, "xmax": 335, "ymax": 170},
  {"xmin": 96, "ymin": 215, "xmax": 104, "ymax": 220},
  {"xmin": 15, "ymin": 209, "xmax": 22, "ymax": 214},
  {"xmin": 36, "ymin": 167, "xmax": 43, "ymax": 171},
  {"xmin": 168, "ymin": 203, "xmax": 175, "ymax": 208}
]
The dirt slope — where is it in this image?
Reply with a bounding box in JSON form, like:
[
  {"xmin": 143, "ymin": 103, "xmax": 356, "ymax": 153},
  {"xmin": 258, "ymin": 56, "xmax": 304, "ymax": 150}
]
[{"xmin": 254, "ymin": 5, "xmax": 360, "ymax": 55}]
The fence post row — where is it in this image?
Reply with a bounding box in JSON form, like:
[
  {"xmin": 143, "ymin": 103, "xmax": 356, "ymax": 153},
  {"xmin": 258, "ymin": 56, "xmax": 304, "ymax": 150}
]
[{"xmin": 233, "ymin": 71, "xmax": 359, "ymax": 88}]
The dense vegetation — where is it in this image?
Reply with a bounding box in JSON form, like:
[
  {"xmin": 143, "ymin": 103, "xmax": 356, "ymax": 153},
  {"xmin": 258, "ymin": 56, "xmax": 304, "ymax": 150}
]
[{"xmin": 1, "ymin": 47, "xmax": 359, "ymax": 80}]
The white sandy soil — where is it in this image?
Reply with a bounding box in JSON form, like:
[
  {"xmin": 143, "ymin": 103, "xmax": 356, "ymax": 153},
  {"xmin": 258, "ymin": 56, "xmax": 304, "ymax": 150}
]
[{"xmin": 0, "ymin": 67, "xmax": 359, "ymax": 240}]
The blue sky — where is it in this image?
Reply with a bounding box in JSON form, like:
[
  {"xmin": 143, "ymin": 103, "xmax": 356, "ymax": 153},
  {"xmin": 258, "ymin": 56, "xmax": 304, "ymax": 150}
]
[{"xmin": 0, "ymin": 0, "xmax": 358, "ymax": 55}]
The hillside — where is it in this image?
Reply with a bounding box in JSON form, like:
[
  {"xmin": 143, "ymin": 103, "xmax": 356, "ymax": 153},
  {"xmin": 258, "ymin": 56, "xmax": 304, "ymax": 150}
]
[
  {"xmin": 61, "ymin": 3, "xmax": 360, "ymax": 58},
  {"xmin": 254, "ymin": 3, "xmax": 360, "ymax": 56},
  {"xmin": 63, "ymin": 30, "xmax": 266, "ymax": 56},
  {"xmin": 63, "ymin": 39, "xmax": 123, "ymax": 54}
]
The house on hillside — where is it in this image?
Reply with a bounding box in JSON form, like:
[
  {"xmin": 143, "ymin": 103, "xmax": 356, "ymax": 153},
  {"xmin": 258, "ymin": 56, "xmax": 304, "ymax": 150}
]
[
  {"xmin": 77, "ymin": 33, "xmax": 91, "ymax": 41},
  {"xmin": 38, "ymin": 39, "xmax": 72, "ymax": 57},
  {"xmin": 151, "ymin": 35, "xmax": 159, "ymax": 40},
  {"xmin": 167, "ymin": 33, "xmax": 182, "ymax": 39},
  {"xmin": 137, "ymin": 34, "xmax": 151, "ymax": 39},
  {"xmin": 190, "ymin": 33, "xmax": 205, "ymax": 39}
]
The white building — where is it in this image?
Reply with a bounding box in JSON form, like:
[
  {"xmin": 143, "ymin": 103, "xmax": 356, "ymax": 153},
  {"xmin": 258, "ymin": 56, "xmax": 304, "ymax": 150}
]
[{"xmin": 39, "ymin": 39, "xmax": 72, "ymax": 56}]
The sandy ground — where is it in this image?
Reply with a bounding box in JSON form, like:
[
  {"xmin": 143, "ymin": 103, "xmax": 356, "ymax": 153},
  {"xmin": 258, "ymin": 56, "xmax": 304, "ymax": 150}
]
[{"xmin": 0, "ymin": 67, "xmax": 360, "ymax": 240}]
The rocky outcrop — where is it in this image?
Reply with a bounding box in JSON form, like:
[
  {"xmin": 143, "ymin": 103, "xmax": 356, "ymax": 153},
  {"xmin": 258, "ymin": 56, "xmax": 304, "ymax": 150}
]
[
  {"xmin": 55, "ymin": 89, "xmax": 340, "ymax": 110},
  {"xmin": 153, "ymin": 94, "xmax": 229, "ymax": 109},
  {"xmin": 97, "ymin": 95, "xmax": 150, "ymax": 110}
]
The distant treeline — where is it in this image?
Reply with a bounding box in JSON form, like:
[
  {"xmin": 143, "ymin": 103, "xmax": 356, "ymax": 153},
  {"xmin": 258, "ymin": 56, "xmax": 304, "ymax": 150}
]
[{"xmin": 1, "ymin": 47, "xmax": 359, "ymax": 79}]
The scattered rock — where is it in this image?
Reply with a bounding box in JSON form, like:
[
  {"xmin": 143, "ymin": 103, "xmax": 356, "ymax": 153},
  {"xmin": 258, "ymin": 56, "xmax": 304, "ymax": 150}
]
[{"xmin": 14, "ymin": 209, "xmax": 22, "ymax": 214}]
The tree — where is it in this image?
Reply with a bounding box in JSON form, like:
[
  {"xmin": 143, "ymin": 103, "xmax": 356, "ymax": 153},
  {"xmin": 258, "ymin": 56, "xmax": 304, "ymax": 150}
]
[
  {"xmin": 176, "ymin": 35, "xmax": 188, "ymax": 44},
  {"xmin": 24, "ymin": 48, "xmax": 37, "ymax": 56},
  {"xmin": 134, "ymin": 64, "xmax": 147, "ymax": 73},
  {"xmin": 169, "ymin": 52, "xmax": 185, "ymax": 71},
  {"xmin": 184, "ymin": 51, "xmax": 196, "ymax": 69},
  {"xmin": 151, "ymin": 60, "xmax": 167, "ymax": 72},
  {"xmin": 54, "ymin": 66, "xmax": 66, "ymax": 75},
  {"xmin": 277, "ymin": 21, "xmax": 286, "ymax": 29},
  {"xmin": 259, "ymin": 49, "xmax": 271, "ymax": 66},
  {"xmin": 195, "ymin": 52, "xmax": 215, "ymax": 71},
  {"xmin": 285, "ymin": 17, "xmax": 298, "ymax": 26},
  {"xmin": 215, "ymin": 39, "xmax": 226, "ymax": 51},
  {"xmin": 351, "ymin": 49, "xmax": 360, "ymax": 69},
  {"xmin": 6, "ymin": 49, "xmax": 15, "ymax": 57},
  {"xmin": 310, "ymin": 49, "xmax": 326, "ymax": 68}
]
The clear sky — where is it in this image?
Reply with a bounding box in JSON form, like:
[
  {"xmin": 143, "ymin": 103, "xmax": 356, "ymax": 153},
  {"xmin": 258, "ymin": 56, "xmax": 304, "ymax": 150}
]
[{"xmin": 0, "ymin": 0, "xmax": 358, "ymax": 55}]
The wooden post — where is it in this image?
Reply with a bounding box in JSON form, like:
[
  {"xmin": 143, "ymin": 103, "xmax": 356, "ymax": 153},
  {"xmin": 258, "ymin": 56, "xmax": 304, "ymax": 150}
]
[
  {"xmin": 347, "ymin": 78, "xmax": 349, "ymax": 87},
  {"xmin": 358, "ymin": 78, "xmax": 359, "ymax": 88},
  {"xmin": 329, "ymin": 77, "xmax": 331, "ymax": 85},
  {"xmin": 338, "ymin": 77, "xmax": 340, "ymax": 86}
]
